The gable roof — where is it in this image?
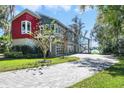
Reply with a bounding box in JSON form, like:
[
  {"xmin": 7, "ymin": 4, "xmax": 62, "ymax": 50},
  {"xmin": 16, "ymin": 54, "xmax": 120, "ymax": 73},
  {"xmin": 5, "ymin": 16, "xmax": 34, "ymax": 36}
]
[
  {"xmin": 12, "ymin": 9, "xmax": 41, "ymax": 21},
  {"xmin": 37, "ymin": 12, "xmax": 75, "ymax": 34},
  {"xmin": 37, "ymin": 12, "xmax": 68, "ymax": 29}
]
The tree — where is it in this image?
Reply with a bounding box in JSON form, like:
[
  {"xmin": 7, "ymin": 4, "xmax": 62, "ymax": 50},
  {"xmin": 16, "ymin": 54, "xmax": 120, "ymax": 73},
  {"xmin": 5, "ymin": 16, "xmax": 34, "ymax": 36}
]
[
  {"xmin": 0, "ymin": 34, "xmax": 12, "ymax": 52},
  {"xmin": 101, "ymin": 6, "xmax": 124, "ymax": 55},
  {"xmin": 61, "ymin": 28, "xmax": 67, "ymax": 59},
  {"xmin": 91, "ymin": 23, "xmax": 114, "ymax": 54},
  {"xmin": 79, "ymin": 5, "xmax": 124, "ymax": 54},
  {"xmin": 0, "ymin": 5, "xmax": 15, "ymax": 34},
  {"xmin": 69, "ymin": 16, "xmax": 85, "ymax": 53},
  {"xmin": 90, "ymin": 6, "xmax": 124, "ymax": 55},
  {"xmin": 31, "ymin": 20, "xmax": 60, "ymax": 61},
  {"xmin": 0, "ymin": 5, "xmax": 15, "ymax": 53}
]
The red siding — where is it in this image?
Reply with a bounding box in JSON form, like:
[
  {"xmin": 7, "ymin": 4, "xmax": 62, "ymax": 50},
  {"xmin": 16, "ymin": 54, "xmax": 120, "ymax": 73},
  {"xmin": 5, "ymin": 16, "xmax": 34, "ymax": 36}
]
[{"xmin": 12, "ymin": 12, "xmax": 39, "ymax": 39}]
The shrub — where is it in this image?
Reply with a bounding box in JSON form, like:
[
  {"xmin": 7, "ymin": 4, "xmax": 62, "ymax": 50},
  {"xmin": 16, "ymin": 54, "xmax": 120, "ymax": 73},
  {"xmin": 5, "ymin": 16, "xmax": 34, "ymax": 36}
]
[
  {"xmin": 12, "ymin": 45, "xmax": 35, "ymax": 54},
  {"xmin": 24, "ymin": 54, "xmax": 40, "ymax": 58},
  {"xmin": 4, "ymin": 52, "xmax": 43, "ymax": 59},
  {"xmin": 9, "ymin": 45, "xmax": 43, "ymax": 58},
  {"xmin": 4, "ymin": 52, "xmax": 23, "ymax": 58},
  {"xmin": 12, "ymin": 45, "xmax": 21, "ymax": 52},
  {"xmin": 21, "ymin": 45, "xmax": 34, "ymax": 54}
]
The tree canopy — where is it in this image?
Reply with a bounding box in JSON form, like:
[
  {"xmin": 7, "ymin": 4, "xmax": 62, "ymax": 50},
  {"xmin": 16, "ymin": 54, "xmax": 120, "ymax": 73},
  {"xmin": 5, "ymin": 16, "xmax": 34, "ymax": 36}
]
[{"xmin": 80, "ymin": 5, "xmax": 124, "ymax": 54}]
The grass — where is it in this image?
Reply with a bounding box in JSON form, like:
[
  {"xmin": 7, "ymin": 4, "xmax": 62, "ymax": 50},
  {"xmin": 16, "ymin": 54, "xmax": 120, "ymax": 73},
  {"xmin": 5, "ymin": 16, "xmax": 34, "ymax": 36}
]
[
  {"xmin": 70, "ymin": 57, "xmax": 124, "ymax": 88},
  {"xmin": 0, "ymin": 57, "xmax": 79, "ymax": 72}
]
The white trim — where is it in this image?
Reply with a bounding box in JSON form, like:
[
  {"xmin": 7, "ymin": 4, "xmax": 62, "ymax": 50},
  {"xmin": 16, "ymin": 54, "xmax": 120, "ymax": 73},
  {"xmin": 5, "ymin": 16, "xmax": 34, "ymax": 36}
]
[
  {"xmin": 12, "ymin": 9, "xmax": 41, "ymax": 21},
  {"xmin": 21, "ymin": 21, "xmax": 26, "ymax": 34},
  {"xmin": 21, "ymin": 20, "xmax": 31, "ymax": 34},
  {"xmin": 55, "ymin": 44, "xmax": 63, "ymax": 56},
  {"xmin": 27, "ymin": 21, "xmax": 31, "ymax": 34}
]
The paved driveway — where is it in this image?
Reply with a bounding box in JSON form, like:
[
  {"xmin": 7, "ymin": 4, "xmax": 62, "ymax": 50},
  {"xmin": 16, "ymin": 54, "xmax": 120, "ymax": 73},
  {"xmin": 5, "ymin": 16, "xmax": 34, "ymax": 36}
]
[{"xmin": 0, "ymin": 54, "xmax": 118, "ymax": 88}]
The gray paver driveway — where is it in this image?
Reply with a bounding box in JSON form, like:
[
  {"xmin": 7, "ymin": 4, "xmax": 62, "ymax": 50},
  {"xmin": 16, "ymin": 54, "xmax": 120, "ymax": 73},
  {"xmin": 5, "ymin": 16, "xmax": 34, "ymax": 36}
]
[{"xmin": 0, "ymin": 54, "xmax": 118, "ymax": 88}]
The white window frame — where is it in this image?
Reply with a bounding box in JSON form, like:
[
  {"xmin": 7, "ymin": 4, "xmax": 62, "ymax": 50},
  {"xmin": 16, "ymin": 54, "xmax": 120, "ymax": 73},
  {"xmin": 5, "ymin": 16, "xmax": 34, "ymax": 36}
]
[
  {"xmin": 27, "ymin": 21, "xmax": 31, "ymax": 34},
  {"xmin": 55, "ymin": 44, "xmax": 63, "ymax": 56},
  {"xmin": 21, "ymin": 20, "xmax": 31, "ymax": 34}
]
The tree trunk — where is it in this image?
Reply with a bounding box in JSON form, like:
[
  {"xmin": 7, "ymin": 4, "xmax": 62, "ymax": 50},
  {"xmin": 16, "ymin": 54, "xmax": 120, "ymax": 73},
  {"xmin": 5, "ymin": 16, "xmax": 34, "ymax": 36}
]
[
  {"xmin": 116, "ymin": 28, "xmax": 119, "ymax": 56},
  {"xmin": 62, "ymin": 47, "xmax": 65, "ymax": 59},
  {"xmin": 43, "ymin": 52, "xmax": 46, "ymax": 62}
]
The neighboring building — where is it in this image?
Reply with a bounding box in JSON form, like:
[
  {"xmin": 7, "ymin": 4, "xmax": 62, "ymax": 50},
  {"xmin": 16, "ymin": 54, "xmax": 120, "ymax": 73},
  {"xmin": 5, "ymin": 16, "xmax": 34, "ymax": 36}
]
[{"xmin": 11, "ymin": 9, "xmax": 82, "ymax": 56}]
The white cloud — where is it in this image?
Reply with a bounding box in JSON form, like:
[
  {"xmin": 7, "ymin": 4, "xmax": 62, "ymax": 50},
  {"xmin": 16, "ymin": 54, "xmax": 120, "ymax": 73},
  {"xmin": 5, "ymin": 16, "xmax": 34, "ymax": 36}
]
[
  {"xmin": 21, "ymin": 5, "xmax": 41, "ymax": 12},
  {"xmin": 14, "ymin": 5, "xmax": 71, "ymax": 17},
  {"xmin": 19, "ymin": 5, "xmax": 71, "ymax": 13},
  {"xmin": 75, "ymin": 6, "xmax": 92, "ymax": 14},
  {"xmin": 60, "ymin": 5, "xmax": 71, "ymax": 11},
  {"xmin": 44, "ymin": 5, "xmax": 72, "ymax": 12},
  {"xmin": 75, "ymin": 8, "xmax": 82, "ymax": 14}
]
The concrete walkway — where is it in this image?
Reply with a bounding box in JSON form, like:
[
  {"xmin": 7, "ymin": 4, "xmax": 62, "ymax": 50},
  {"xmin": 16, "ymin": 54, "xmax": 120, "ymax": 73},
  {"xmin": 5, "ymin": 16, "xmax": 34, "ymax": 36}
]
[{"xmin": 0, "ymin": 54, "xmax": 118, "ymax": 88}]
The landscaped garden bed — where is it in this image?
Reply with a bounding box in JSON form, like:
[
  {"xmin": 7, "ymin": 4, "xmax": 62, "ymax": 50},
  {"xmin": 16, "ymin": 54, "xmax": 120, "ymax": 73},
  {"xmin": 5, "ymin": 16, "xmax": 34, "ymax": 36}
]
[
  {"xmin": 70, "ymin": 57, "xmax": 124, "ymax": 88},
  {"xmin": 0, "ymin": 57, "xmax": 80, "ymax": 72}
]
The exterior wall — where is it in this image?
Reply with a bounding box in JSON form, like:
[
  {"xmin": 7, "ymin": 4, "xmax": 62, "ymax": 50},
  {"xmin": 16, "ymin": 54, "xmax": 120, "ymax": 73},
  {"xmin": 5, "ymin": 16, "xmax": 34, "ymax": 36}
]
[
  {"xmin": 12, "ymin": 38, "xmax": 36, "ymax": 47},
  {"xmin": 40, "ymin": 21, "xmax": 67, "ymax": 56},
  {"xmin": 11, "ymin": 10, "xmax": 80, "ymax": 56},
  {"xmin": 53, "ymin": 23, "xmax": 65, "ymax": 56},
  {"xmin": 54, "ymin": 23, "xmax": 64, "ymax": 38},
  {"xmin": 67, "ymin": 41, "xmax": 74, "ymax": 54},
  {"xmin": 66, "ymin": 30, "xmax": 75, "ymax": 54},
  {"xmin": 12, "ymin": 12, "xmax": 39, "ymax": 39}
]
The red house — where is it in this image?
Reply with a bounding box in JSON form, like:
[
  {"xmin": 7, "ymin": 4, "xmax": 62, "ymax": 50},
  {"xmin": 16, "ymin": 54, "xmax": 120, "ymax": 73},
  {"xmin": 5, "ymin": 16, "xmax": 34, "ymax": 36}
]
[
  {"xmin": 11, "ymin": 9, "xmax": 79, "ymax": 56},
  {"xmin": 12, "ymin": 9, "xmax": 41, "ymax": 47}
]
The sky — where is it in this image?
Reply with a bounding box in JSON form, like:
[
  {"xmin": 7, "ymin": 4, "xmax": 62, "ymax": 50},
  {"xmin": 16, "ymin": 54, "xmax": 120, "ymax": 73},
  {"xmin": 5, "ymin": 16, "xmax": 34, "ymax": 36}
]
[
  {"xmin": 15, "ymin": 5, "xmax": 97, "ymax": 36},
  {"xmin": 0, "ymin": 5, "xmax": 98, "ymax": 47}
]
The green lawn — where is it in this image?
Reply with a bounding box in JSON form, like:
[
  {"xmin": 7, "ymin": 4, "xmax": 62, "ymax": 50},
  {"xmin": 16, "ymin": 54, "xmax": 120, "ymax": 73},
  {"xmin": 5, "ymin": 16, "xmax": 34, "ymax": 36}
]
[
  {"xmin": 70, "ymin": 57, "xmax": 124, "ymax": 88},
  {"xmin": 0, "ymin": 57, "xmax": 79, "ymax": 72}
]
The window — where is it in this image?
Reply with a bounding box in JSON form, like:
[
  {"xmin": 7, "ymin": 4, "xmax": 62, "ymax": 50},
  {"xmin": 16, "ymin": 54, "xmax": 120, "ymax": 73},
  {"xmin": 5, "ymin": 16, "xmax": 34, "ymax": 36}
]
[
  {"xmin": 46, "ymin": 24, "xmax": 52, "ymax": 30},
  {"xmin": 55, "ymin": 28, "xmax": 58, "ymax": 33},
  {"xmin": 51, "ymin": 24, "xmax": 54, "ymax": 30},
  {"xmin": 39, "ymin": 25, "xmax": 44, "ymax": 30},
  {"xmin": 21, "ymin": 21, "xmax": 31, "ymax": 34},
  {"xmin": 56, "ymin": 44, "xmax": 63, "ymax": 56},
  {"xmin": 27, "ymin": 22, "xmax": 31, "ymax": 32},
  {"xmin": 22, "ymin": 22, "xmax": 25, "ymax": 31}
]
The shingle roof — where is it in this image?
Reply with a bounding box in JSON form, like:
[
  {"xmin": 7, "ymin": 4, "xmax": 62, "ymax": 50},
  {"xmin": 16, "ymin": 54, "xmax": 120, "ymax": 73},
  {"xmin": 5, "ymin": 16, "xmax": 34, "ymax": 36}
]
[{"xmin": 36, "ymin": 12, "xmax": 69, "ymax": 29}]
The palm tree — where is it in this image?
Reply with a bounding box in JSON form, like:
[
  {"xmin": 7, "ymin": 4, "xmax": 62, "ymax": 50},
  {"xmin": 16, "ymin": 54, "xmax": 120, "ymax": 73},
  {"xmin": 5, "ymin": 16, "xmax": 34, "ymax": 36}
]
[{"xmin": 70, "ymin": 16, "xmax": 85, "ymax": 53}]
